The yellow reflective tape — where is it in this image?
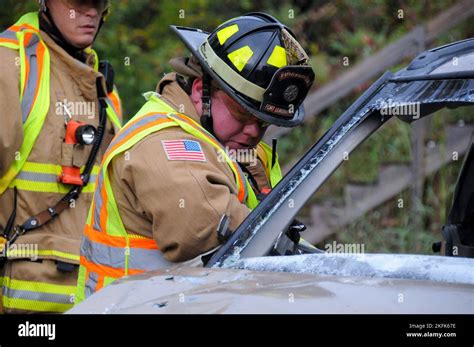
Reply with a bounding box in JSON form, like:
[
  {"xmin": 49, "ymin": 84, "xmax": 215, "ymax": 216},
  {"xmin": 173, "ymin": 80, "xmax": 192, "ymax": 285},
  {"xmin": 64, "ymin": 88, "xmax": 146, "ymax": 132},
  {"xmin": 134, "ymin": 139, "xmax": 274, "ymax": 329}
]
[
  {"xmin": 227, "ymin": 45, "xmax": 254, "ymax": 72},
  {"xmin": 74, "ymin": 266, "xmax": 87, "ymax": 305},
  {"xmin": 21, "ymin": 162, "xmax": 100, "ymax": 175},
  {"xmin": 8, "ymin": 162, "xmax": 100, "ymax": 193},
  {"xmin": 257, "ymin": 141, "xmax": 282, "ymax": 188},
  {"xmin": 2, "ymin": 276, "xmax": 77, "ymax": 295},
  {"xmin": 22, "ymin": 161, "xmax": 61, "ymax": 175},
  {"xmin": 200, "ymin": 41, "xmax": 265, "ymax": 101},
  {"xmin": 7, "ymin": 249, "xmax": 79, "ymax": 262},
  {"xmin": 267, "ymin": 45, "xmax": 287, "ymax": 68},
  {"xmin": 128, "ymin": 233, "xmax": 152, "ymax": 239},
  {"xmin": 217, "ymin": 24, "xmax": 239, "ymax": 45},
  {"xmin": 103, "ymin": 276, "xmax": 116, "ymax": 288},
  {"xmin": 0, "ymin": 41, "xmax": 19, "ymax": 49},
  {"xmin": 10, "ymin": 179, "xmax": 96, "ymax": 193},
  {"xmin": 37, "ymin": 250, "xmax": 79, "ymax": 262},
  {"xmin": 2, "ymin": 296, "xmax": 73, "ymax": 313}
]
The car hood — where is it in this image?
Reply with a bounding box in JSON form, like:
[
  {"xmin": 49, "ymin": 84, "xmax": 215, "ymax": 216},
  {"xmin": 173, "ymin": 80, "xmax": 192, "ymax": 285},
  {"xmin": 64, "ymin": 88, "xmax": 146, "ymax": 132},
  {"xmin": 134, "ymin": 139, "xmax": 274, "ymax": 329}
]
[{"xmin": 69, "ymin": 254, "xmax": 474, "ymax": 314}]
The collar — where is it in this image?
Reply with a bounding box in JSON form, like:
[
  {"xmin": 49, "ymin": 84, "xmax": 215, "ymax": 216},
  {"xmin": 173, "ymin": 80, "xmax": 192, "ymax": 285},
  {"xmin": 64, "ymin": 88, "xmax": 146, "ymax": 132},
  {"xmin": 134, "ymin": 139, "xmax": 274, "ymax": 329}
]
[{"xmin": 155, "ymin": 72, "xmax": 201, "ymax": 123}]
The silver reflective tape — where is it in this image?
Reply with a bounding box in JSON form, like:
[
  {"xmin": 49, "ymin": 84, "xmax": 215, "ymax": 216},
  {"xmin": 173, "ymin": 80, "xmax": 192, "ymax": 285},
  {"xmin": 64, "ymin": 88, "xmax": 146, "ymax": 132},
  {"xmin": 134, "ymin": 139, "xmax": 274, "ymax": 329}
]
[
  {"xmin": 16, "ymin": 171, "xmax": 58, "ymax": 183},
  {"xmin": 109, "ymin": 113, "xmax": 168, "ymax": 149},
  {"xmin": 85, "ymin": 270, "xmax": 99, "ymax": 299},
  {"xmin": 3, "ymin": 286, "xmax": 73, "ymax": 305},
  {"xmin": 81, "ymin": 234, "xmax": 171, "ymax": 272},
  {"xmin": 92, "ymin": 173, "xmax": 104, "ymax": 232},
  {"xmin": 129, "ymin": 247, "xmax": 172, "ymax": 270},
  {"xmin": 0, "ymin": 29, "xmax": 18, "ymax": 41},
  {"xmin": 21, "ymin": 35, "xmax": 40, "ymax": 123},
  {"xmin": 81, "ymin": 236, "xmax": 126, "ymax": 269}
]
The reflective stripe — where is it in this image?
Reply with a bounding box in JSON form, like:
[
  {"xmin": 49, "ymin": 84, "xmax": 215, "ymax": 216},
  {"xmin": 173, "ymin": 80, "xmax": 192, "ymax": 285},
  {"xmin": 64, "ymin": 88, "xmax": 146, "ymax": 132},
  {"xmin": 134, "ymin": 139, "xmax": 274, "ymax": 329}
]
[
  {"xmin": 80, "ymin": 255, "xmax": 134, "ymax": 278},
  {"xmin": 35, "ymin": 250, "xmax": 79, "ymax": 262},
  {"xmin": 267, "ymin": 45, "xmax": 287, "ymax": 68},
  {"xmin": 106, "ymin": 98, "xmax": 119, "ymax": 119},
  {"xmin": 228, "ymin": 45, "xmax": 254, "ymax": 72},
  {"xmin": 81, "ymin": 228, "xmax": 170, "ymax": 271},
  {"xmin": 93, "ymin": 173, "xmax": 105, "ymax": 231},
  {"xmin": 107, "ymin": 90, "xmax": 122, "ymax": 119},
  {"xmin": 16, "ymin": 171, "xmax": 59, "ymax": 182},
  {"xmin": 106, "ymin": 102, "xmax": 122, "ymax": 131},
  {"xmin": 10, "ymin": 179, "xmax": 96, "ymax": 194},
  {"xmin": 217, "ymin": 24, "xmax": 239, "ymax": 45},
  {"xmin": 85, "ymin": 270, "xmax": 98, "ymax": 299},
  {"xmin": 10, "ymin": 22, "xmax": 39, "ymax": 33},
  {"xmin": 84, "ymin": 224, "xmax": 159, "ymax": 249},
  {"xmin": 2, "ymin": 276, "xmax": 76, "ymax": 295},
  {"xmin": 2, "ymin": 296, "xmax": 73, "ymax": 313},
  {"xmin": 0, "ymin": 13, "xmax": 51, "ymax": 194},
  {"xmin": 21, "ymin": 34, "xmax": 40, "ymax": 123},
  {"xmin": 129, "ymin": 247, "xmax": 172, "ymax": 270},
  {"xmin": 6, "ymin": 249, "xmax": 79, "ymax": 262},
  {"xmin": 3, "ymin": 287, "xmax": 72, "ymax": 305},
  {"xmin": 105, "ymin": 88, "xmax": 122, "ymax": 130},
  {"xmin": 109, "ymin": 113, "xmax": 168, "ymax": 150},
  {"xmin": 9, "ymin": 162, "xmax": 99, "ymax": 193},
  {"xmin": 1, "ymin": 276, "xmax": 75, "ymax": 313},
  {"xmin": 200, "ymin": 40, "xmax": 265, "ymax": 102},
  {"xmin": 16, "ymin": 169, "xmax": 96, "ymax": 184},
  {"xmin": 81, "ymin": 236, "xmax": 126, "ymax": 269},
  {"xmin": 256, "ymin": 142, "xmax": 282, "ymax": 188},
  {"xmin": 0, "ymin": 29, "xmax": 18, "ymax": 42},
  {"xmin": 81, "ymin": 236, "xmax": 169, "ymax": 272}
]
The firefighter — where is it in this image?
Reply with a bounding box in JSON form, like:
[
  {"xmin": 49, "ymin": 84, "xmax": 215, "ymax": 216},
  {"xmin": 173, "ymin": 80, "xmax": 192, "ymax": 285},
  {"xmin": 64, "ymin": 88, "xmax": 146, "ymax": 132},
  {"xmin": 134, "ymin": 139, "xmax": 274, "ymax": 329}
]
[
  {"xmin": 75, "ymin": 12, "xmax": 314, "ymax": 303},
  {"xmin": 0, "ymin": 0, "xmax": 122, "ymax": 313}
]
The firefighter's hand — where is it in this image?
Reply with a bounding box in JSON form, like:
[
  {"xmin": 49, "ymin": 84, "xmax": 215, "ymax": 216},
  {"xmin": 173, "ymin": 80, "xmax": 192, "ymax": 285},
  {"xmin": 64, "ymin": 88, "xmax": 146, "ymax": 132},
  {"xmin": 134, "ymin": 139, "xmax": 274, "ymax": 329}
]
[
  {"xmin": 272, "ymin": 219, "xmax": 324, "ymax": 255},
  {"xmin": 286, "ymin": 219, "xmax": 306, "ymax": 244}
]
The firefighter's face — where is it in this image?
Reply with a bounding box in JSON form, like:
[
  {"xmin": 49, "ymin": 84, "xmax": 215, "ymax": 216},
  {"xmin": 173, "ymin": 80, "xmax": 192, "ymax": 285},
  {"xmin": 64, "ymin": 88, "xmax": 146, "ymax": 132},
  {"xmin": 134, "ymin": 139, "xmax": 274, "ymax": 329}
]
[
  {"xmin": 191, "ymin": 78, "xmax": 268, "ymax": 150},
  {"xmin": 46, "ymin": 0, "xmax": 107, "ymax": 48}
]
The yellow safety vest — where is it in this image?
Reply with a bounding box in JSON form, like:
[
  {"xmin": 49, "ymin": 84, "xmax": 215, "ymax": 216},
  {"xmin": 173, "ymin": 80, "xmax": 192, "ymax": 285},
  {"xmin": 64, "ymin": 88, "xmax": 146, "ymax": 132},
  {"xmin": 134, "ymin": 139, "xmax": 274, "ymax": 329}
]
[
  {"xmin": 0, "ymin": 12, "xmax": 122, "ymax": 313},
  {"xmin": 75, "ymin": 93, "xmax": 282, "ymax": 304}
]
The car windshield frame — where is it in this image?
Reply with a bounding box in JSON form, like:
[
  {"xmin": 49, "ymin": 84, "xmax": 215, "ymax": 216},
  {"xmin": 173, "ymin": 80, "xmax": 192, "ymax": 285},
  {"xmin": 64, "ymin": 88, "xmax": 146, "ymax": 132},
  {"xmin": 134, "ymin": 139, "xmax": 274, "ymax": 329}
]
[{"xmin": 206, "ymin": 72, "xmax": 474, "ymax": 268}]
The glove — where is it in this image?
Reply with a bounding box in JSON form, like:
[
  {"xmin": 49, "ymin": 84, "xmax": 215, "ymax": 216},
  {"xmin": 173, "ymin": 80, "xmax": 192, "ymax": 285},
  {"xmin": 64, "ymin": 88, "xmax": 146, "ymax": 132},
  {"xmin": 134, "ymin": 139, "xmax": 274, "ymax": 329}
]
[{"xmin": 272, "ymin": 219, "xmax": 323, "ymax": 255}]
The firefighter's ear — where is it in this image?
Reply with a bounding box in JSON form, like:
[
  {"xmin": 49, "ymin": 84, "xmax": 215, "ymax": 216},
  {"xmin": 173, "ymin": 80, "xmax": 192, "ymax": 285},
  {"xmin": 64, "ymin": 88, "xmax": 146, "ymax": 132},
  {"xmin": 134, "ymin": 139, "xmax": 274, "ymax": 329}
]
[
  {"xmin": 190, "ymin": 78, "xmax": 203, "ymax": 113},
  {"xmin": 191, "ymin": 78, "xmax": 203, "ymax": 99}
]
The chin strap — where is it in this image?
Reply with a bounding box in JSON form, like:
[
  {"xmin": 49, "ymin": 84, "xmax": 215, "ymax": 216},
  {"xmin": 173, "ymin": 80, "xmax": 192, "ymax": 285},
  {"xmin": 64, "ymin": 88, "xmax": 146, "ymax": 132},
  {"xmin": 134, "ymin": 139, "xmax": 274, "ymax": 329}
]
[{"xmin": 200, "ymin": 73, "xmax": 214, "ymax": 135}]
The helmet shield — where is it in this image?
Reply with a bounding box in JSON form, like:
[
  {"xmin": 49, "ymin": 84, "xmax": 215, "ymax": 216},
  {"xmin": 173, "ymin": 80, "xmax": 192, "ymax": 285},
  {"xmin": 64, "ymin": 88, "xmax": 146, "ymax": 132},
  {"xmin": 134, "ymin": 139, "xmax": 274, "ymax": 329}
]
[{"xmin": 261, "ymin": 65, "xmax": 315, "ymax": 119}]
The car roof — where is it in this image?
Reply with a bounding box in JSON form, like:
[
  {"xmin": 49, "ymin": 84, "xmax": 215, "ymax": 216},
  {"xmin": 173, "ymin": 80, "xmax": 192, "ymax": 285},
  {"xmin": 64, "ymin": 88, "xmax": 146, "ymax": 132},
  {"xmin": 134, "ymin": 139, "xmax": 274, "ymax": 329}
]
[{"xmin": 395, "ymin": 37, "xmax": 474, "ymax": 80}]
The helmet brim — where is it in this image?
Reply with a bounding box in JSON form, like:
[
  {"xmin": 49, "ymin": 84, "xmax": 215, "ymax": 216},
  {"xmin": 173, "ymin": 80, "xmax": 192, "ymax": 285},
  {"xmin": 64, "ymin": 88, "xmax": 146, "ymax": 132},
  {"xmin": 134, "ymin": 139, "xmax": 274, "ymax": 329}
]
[{"xmin": 170, "ymin": 25, "xmax": 305, "ymax": 127}]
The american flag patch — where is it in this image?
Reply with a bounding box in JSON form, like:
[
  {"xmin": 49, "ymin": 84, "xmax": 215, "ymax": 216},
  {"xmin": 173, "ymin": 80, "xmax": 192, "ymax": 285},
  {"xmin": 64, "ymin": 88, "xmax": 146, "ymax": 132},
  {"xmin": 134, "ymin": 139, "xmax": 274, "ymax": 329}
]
[{"xmin": 162, "ymin": 140, "xmax": 206, "ymax": 162}]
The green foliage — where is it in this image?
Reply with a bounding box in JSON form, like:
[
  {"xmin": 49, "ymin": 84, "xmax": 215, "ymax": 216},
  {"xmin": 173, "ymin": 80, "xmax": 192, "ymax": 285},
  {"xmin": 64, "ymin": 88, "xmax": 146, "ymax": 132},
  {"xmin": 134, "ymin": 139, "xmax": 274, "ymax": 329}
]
[{"xmin": 326, "ymin": 157, "xmax": 464, "ymax": 255}]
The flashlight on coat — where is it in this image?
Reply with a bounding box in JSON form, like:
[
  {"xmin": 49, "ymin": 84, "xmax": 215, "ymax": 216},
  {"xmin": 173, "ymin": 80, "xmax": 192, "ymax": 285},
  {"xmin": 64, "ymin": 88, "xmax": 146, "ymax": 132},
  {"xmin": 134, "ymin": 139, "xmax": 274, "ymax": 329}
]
[{"xmin": 59, "ymin": 103, "xmax": 97, "ymax": 186}]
